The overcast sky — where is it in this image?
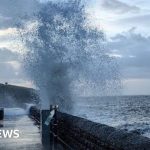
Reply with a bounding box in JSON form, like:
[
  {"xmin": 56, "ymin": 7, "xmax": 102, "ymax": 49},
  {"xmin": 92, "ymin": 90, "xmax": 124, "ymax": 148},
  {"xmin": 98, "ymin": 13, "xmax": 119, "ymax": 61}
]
[{"xmin": 0, "ymin": 0, "xmax": 150, "ymax": 95}]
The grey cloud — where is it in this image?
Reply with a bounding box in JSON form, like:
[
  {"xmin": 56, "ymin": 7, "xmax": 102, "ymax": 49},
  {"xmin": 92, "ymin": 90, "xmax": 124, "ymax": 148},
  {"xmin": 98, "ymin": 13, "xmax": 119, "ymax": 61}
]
[
  {"xmin": 0, "ymin": 0, "xmax": 41, "ymax": 83},
  {"xmin": 102, "ymin": 0, "xmax": 140, "ymax": 13},
  {"xmin": 108, "ymin": 29, "xmax": 150, "ymax": 78},
  {"xmin": 121, "ymin": 67, "xmax": 150, "ymax": 79},
  {"xmin": 0, "ymin": 62, "xmax": 18, "ymax": 79},
  {"xmin": 0, "ymin": 49, "xmax": 26, "ymax": 82},
  {"xmin": 0, "ymin": 48, "xmax": 19, "ymax": 62},
  {"xmin": 117, "ymin": 14, "xmax": 150, "ymax": 26},
  {"xmin": 0, "ymin": 61, "xmax": 28, "ymax": 85},
  {"xmin": 0, "ymin": 0, "xmax": 40, "ymax": 29}
]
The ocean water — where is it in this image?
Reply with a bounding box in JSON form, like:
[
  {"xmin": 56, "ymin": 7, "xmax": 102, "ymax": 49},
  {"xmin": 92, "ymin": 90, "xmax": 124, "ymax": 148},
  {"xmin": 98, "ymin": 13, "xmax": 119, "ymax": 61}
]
[
  {"xmin": 73, "ymin": 95, "xmax": 150, "ymax": 138},
  {"xmin": 3, "ymin": 95, "xmax": 150, "ymax": 139}
]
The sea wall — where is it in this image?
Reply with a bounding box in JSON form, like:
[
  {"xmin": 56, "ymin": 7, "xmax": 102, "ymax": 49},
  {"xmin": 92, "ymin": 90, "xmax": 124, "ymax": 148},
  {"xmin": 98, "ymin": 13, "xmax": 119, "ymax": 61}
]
[
  {"xmin": 29, "ymin": 106, "xmax": 150, "ymax": 150},
  {"xmin": 56, "ymin": 111, "xmax": 150, "ymax": 150}
]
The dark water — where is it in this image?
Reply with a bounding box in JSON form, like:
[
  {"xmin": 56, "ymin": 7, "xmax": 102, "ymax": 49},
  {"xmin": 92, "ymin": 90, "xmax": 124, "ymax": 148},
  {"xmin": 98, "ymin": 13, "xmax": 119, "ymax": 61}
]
[{"xmin": 73, "ymin": 95, "xmax": 150, "ymax": 138}]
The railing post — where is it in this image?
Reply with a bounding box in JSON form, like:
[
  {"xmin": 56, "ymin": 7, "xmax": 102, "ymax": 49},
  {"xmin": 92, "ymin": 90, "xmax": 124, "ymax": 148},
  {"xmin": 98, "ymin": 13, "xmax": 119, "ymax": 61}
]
[
  {"xmin": 53, "ymin": 105, "xmax": 58, "ymax": 149},
  {"xmin": 49, "ymin": 105, "xmax": 54, "ymax": 149},
  {"xmin": 41, "ymin": 109, "xmax": 50, "ymax": 149},
  {"xmin": 0, "ymin": 108, "xmax": 4, "ymax": 120}
]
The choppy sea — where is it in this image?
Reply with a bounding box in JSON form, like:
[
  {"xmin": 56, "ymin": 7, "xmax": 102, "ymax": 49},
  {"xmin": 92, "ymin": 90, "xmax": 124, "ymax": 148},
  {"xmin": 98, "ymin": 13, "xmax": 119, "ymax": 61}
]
[
  {"xmin": 73, "ymin": 95, "xmax": 150, "ymax": 138},
  {"xmin": 3, "ymin": 95, "xmax": 150, "ymax": 139}
]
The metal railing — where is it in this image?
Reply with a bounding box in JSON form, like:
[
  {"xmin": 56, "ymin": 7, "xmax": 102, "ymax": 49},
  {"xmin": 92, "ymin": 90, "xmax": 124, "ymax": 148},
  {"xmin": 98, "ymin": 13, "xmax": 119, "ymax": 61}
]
[
  {"xmin": 29, "ymin": 106, "xmax": 40, "ymax": 128},
  {"xmin": 29, "ymin": 106, "xmax": 150, "ymax": 150}
]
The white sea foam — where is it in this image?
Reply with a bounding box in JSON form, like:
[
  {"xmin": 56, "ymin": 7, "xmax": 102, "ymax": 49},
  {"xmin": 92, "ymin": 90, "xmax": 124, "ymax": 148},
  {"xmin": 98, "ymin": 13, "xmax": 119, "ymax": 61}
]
[{"xmin": 4, "ymin": 108, "xmax": 27, "ymax": 116}]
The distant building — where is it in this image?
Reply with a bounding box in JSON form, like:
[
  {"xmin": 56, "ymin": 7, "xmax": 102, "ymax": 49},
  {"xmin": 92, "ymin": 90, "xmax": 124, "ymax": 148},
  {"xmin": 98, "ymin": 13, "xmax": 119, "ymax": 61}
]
[{"xmin": 5, "ymin": 82, "xmax": 8, "ymax": 85}]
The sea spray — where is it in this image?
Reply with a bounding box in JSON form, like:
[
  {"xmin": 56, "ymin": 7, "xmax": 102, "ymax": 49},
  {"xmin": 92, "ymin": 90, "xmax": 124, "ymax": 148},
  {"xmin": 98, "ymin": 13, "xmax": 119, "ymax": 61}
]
[{"xmin": 21, "ymin": 0, "xmax": 120, "ymax": 112}]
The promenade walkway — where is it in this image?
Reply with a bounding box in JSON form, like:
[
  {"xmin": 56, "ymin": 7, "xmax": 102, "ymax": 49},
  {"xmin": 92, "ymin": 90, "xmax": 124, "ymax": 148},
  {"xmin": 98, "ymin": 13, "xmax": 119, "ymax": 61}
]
[{"xmin": 0, "ymin": 109, "xmax": 43, "ymax": 150}]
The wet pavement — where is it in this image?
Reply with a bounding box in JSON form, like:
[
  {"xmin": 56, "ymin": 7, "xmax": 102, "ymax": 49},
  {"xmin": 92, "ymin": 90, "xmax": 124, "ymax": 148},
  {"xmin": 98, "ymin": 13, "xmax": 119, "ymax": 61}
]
[{"xmin": 0, "ymin": 115, "xmax": 43, "ymax": 150}]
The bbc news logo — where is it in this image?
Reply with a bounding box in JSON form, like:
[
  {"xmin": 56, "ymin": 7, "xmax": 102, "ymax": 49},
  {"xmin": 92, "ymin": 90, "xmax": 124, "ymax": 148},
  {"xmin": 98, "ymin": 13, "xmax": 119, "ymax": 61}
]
[{"xmin": 0, "ymin": 130, "xmax": 20, "ymax": 138}]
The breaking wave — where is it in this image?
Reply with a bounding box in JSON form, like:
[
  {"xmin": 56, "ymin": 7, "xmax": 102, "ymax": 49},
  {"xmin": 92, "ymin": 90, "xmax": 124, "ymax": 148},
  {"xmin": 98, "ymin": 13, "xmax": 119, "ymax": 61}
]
[{"xmin": 21, "ymin": 0, "xmax": 120, "ymax": 112}]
